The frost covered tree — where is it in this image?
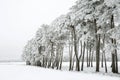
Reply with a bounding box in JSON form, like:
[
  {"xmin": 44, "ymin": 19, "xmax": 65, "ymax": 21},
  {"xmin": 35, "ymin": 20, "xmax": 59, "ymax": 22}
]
[
  {"xmin": 22, "ymin": 38, "xmax": 42, "ymax": 66},
  {"xmin": 70, "ymin": 0, "xmax": 102, "ymax": 72},
  {"xmin": 70, "ymin": 0, "xmax": 120, "ymax": 72},
  {"xmin": 96, "ymin": 0, "xmax": 120, "ymax": 73},
  {"xmin": 22, "ymin": 0, "xmax": 120, "ymax": 74}
]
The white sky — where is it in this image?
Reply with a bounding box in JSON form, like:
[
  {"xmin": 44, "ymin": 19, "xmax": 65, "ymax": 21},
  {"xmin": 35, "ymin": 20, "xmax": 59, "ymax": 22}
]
[{"xmin": 0, "ymin": 0, "xmax": 75, "ymax": 61}]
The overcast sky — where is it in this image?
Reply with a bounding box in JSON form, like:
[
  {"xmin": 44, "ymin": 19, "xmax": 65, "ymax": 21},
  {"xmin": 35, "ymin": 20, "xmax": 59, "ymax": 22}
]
[{"xmin": 0, "ymin": 0, "xmax": 75, "ymax": 61}]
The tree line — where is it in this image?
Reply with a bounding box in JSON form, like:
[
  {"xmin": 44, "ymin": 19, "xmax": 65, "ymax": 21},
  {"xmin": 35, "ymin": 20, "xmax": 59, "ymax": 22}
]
[{"xmin": 22, "ymin": 0, "xmax": 120, "ymax": 73}]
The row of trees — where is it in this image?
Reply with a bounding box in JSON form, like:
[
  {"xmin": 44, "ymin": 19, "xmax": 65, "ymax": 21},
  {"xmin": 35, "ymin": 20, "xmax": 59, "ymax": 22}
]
[{"xmin": 22, "ymin": 0, "xmax": 120, "ymax": 73}]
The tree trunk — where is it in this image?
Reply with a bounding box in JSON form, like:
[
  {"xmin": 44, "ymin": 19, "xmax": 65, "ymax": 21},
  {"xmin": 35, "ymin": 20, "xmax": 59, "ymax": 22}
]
[
  {"xmin": 104, "ymin": 51, "xmax": 107, "ymax": 73},
  {"xmin": 71, "ymin": 25, "xmax": 80, "ymax": 71},
  {"xmin": 91, "ymin": 51, "xmax": 93, "ymax": 67},
  {"xmin": 94, "ymin": 19, "xmax": 100, "ymax": 72},
  {"xmin": 59, "ymin": 47, "xmax": 63, "ymax": 70},
  {"xmin": 69, "ymin": 42, "xmax": 72, "ymax": 70},
  {"xmin": 42, "ymin": 56, "xmax": 45, "ymax": 67},
  {"xmin": 78, "ymin": 41, "xmax": 83, "ymax": 70},
  {"xmin": 103, "ymin": 34, "xmax": 107, "ymax": 73},
  {"xmin": 81, "ymin": 42, "xmax": 86, "ymax": 71},
  {"xmin": 86, "ymin": 41, "xmax": 89, "ymax": 67},
  {"xmin": 112, "ymin": 53, "xmax": 115, "ymax": 73},
  {"xmin": 69, "ymin": 32, "xmax": 73, "ymax": 71},
  {"xmin": 88, "ymin": 44, "xmax": 91, "ymax": 67},
  {"xmin": 71, "ymin": 54, "xmax": 75, "ymax": 70},
  {"xmin": 101, "ymin": 53, "xmax": 104, "ymax": 68},
  {"xmin": 114, "ymin": 39, "xmax": 118, "ymax": 73},
  {"xmin": 48, "ymin": 58, "xmax": 51, "ymax": 68},
  {"xmin": 56, "ymin": 45, "xmax": 60, "ymax": 70},
  {"xmin": 111, "ymin": 15, "xmax": 117, "ymax": 73},
  {"xmin": 45, "ymin": 57, "xmax": 48, "ymax": 68},
  {"xmin": 51, "ymin": 42, "xmax": 55, "ymax": 69}
]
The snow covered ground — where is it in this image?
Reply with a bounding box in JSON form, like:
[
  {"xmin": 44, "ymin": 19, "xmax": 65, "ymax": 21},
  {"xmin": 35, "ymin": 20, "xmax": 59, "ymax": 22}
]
[{"xmin": 0, "ymin": 62, "xmax": 120, "ymax": 80}]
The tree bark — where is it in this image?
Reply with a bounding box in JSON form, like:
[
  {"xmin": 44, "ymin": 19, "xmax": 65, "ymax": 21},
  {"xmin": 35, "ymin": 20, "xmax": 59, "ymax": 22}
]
[
  {"xmin": 94, "ymin": 19, "xmax": 100, "ymax": 72},
  {"xmin": 88, "ymin": 44, "xmax": 91, "ymax": 67},
  {"xmin": 111, "ymin": 15, "xmax": 117, "ymax": 73},
  {"xmin": 71, "ymin": 25, "xmax": 80, "ymax": 71},
  {"xmin": 50, "ymin": 42, "xmax": 55, "ymax": 69},
  {"xmin": 91, "ymin": 51, "xmax": 93, "ymax": 67},
  {"xmin": 71, "ymin": 54, "xmax": 75, "ymax": 70},
  {"xmin": 104, "ymin": 51, "xmax": 107, "ymax": 73},
  {"xmin": 78, "ymin": 41, "xmax": 83, "ymax": 71},
  {"xmin": 42, "ymin": 56, "xmax": 45, "ymax": 67},
  {"xmin": 103, "ymin": 34, "xmax": 107, "ymax": 73},
  {"xmin": 81, "ymin": 42, "xmax": 86, "ymax": 71},
  {"xmin": 114, "ymin": 39, "xmax": 118, "ymax": 73},
  {"xmin": 56, "ymin": 45, "xmax": 60, "ymax": 70},
  {"xmin": 86, "ymin": 41, "xmax": 89, "ymax": 67},
  {"xmin": 101, "ymin": 53, "xmax": 104, "ymax": 68},
  {"xmin": 69, "ymin": 32, "xmax": 73, "ymax": 71},
  {"xmin": 59, "ymin": 47, "xmax": 63, "ymax": 70}
]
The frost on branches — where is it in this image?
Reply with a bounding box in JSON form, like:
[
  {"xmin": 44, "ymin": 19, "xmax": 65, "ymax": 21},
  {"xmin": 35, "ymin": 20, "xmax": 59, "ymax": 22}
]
[{"xmin": 22, "ymin": 0, "xmax": 120, "ymax": 73}]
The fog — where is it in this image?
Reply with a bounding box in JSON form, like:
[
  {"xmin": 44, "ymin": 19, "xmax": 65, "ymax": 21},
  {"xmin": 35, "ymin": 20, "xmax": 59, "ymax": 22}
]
[{"xmin": 0, "ymin": 0, "xmax": 75, "ymax": 61}]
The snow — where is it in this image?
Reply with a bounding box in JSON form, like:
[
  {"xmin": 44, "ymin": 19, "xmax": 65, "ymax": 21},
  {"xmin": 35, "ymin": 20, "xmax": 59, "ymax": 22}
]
[{"xmin": 0, "ymin": 62, "xmax": 120, "ymax": 80}]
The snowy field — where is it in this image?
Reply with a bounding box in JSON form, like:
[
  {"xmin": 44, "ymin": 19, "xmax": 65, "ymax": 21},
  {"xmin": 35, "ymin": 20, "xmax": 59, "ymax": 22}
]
[{"xmin": 0, "ymin": 62, "xmax": 120, "ymax": 80}]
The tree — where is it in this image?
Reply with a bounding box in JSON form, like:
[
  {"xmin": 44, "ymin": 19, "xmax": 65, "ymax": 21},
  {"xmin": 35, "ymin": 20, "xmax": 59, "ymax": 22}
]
[
  {"xmin": 97, "ymin": 0, "xmax": 120, "ymax": 73},
  {"xmin": 22, "ymin": 38, "xmax": 42, "ymax": 66},
  {"xmin": 70, "ymin": 0, "xmax": 104, "ymax": 72}
]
